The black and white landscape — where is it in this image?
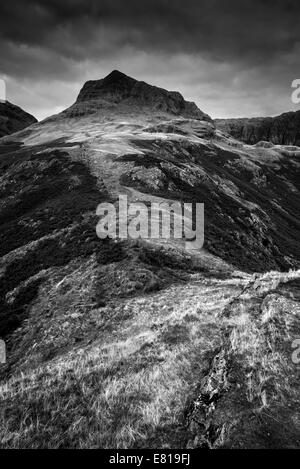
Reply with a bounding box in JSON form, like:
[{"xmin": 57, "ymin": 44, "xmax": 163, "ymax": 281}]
[{"xmin": 0, "ymin": 0, "xmax": 299, "ymax": 450}]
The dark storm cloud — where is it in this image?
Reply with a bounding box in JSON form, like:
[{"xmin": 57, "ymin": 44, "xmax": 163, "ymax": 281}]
[
  {"xmin": 0, "ymin": 0, "xmax": 299, "ymax": 119},
  {"xmin": 1, "ymin": 0, "xmax": 300, "ymax": 73}
]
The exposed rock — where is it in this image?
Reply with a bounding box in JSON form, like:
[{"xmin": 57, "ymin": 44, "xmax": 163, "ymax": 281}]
[
  {"xmin": 254, "ymin": 141, "xmax": 274, "ymax": 148},
  {"xmin": 0, "ymin": 101, "xmax": 37, "ymax": 138},
  {"xmin": 215, "ymin": 110, "xmax": 300, "ymax": 146},
  {"xmin": 144, "ymin": 118, "xmax": 216, "ymax": 139},
  {"xmin": 186, "ymin": 272, "xmax": 300, "ymax": 449}
]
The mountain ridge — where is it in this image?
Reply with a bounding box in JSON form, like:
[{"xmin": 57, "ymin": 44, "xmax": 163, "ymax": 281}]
[{"xmin": 215, "ymin": 109, "xmax": 300, "ymax": 146}]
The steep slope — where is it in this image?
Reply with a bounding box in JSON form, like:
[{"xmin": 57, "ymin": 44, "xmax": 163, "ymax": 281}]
[
  {"xmin": 0, "ymin": 72, "xmax": 299, "ymax": 448},
  {"xmin": 0, "ymin": 101, "xmax": 37, "ymax": 138},
  {"xmin": 215, "ymin": 110, "xmax": 300, "ymax": 146}
]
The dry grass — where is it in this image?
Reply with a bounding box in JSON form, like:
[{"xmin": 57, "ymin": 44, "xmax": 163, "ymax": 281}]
[
  {"xmin": 0, "ymin": 255, "xmax": 239, "ymax": 448},
  {"xmin": 1, "ymin": 264, "xmax": 300, "ymax": 448}
]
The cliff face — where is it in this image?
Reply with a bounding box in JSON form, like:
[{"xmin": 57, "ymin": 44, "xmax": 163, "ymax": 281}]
[
  {"xmin": 215, "ymin": 110, "xmax": 300, "ymax": 146},
  {"xmin": 0, "ymin": 101, "xmax": 37, "ymax": 138}
]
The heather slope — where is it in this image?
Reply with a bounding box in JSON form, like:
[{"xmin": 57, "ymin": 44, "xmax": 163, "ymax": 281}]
[{"xmin": 1, "ymin": 267, "xmax": 299, "ymax": 448}]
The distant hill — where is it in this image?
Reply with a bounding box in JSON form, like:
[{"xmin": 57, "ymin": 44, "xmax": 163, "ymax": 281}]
[
  {"xmin": 0, "ymin": 101, "xmax": 37, "ymax": 138},
  {"xmin": 215, "ymin": 110, "xmax": 300, "ymax": 146}
]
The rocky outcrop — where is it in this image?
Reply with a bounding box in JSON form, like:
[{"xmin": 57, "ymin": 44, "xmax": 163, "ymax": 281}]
[
  {"xmin": 74, "ymin": 70, "xmax": 212, "ymax": 121},
  {"xmin": 0, "ymin": 101, "xmax": 37, "ymax": 138},
  {"xmin": 215, "ymin": 110, "xmax": 300, "ymax": 146}
]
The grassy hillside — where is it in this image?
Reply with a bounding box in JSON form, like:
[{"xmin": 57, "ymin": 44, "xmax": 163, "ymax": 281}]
[
  {"xmin": 0, "ymin": 267, "xmax": 299, "ymax": 448},
  {"xmin": 0, "ymin": 107, "xmax": 299, "ymax": 448}
]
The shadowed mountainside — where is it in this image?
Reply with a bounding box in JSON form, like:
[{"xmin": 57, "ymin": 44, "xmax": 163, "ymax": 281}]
[
  {"xmin": 0, "ymin": 72, "xmax": 299, "ymax": 448},
  {"xmin": 215, "ymin": 110, "xmax": 300, "ymax": 146},
  {"xmin": 0, "ymin": 101, "xmax": 37, "ymax": 138}
]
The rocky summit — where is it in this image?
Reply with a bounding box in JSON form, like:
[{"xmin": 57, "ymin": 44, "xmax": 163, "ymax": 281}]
[
  {"xmin": 0, "ymin": 72, "xmax": 299, "ymax": 449},
  {"xmin": 0, "ymin": 101, "xmax": 37, "ymax": 138},
  {"xmin": 70, "ymin": 70, "xmax": 212, "ymax": 121},
  {"xmin": 215, "ymin": 110, "xmax": 300, "ymax": 146}
]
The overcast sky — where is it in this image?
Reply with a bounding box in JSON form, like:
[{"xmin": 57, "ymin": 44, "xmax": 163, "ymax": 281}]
[{"xmin": 0, "ymin": 0, "xmax": 299, "ymax": 121}]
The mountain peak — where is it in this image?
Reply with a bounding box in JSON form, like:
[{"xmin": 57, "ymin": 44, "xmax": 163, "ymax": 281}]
[
  {"xmin": 103, "ymin": 70, "xmax": 134, "ymax": 84},
  {"xmin": 75, "ymin": 70, "xmax": 212, "ymax": 121}
]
